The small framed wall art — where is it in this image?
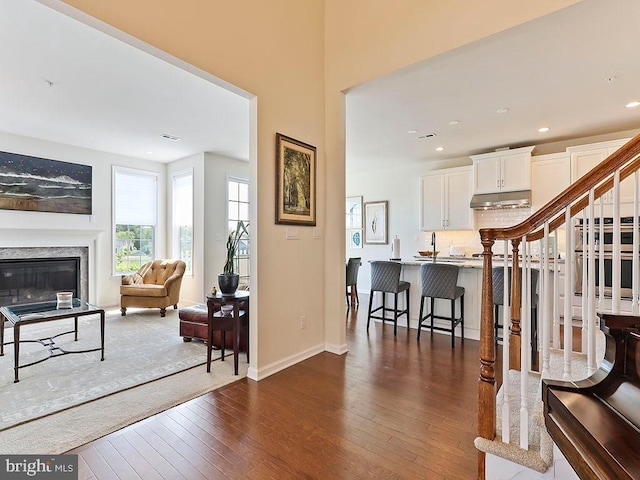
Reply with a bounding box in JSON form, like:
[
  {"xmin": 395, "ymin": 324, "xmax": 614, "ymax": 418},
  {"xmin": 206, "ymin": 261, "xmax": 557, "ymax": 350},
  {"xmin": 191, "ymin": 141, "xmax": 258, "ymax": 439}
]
[
  {"xmin": 275, "ymin": 133, "xmax": 316, "ymax": 226},
  {"xmin": 346, "ymin": 196, "xmax": 363, "ymax": 249},
  {"xmin": 364, "ymin": 200, "xmax": 388, "ymax": 244}
]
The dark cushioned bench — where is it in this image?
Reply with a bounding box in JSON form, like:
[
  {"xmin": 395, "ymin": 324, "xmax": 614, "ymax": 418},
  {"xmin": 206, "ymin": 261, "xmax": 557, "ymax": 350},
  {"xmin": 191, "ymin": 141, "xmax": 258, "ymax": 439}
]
[{"xmin": 178, "ymin": 304, "xmax": 247, "ymax": 351}]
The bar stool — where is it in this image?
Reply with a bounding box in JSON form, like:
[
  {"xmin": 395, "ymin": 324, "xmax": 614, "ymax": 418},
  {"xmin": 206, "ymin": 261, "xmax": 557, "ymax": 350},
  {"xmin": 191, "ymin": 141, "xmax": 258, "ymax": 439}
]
[
  {"xmin": 417, "ymin": 263, "xmax": 464, "ymax": 348},
  {"xmin": 367, "ymin": 261, "xmax": 410, "ymax": 336},
  {"xmin": 493, "ymin": 267, "xmax": 539, "ymax": 356},
  {"xmin": 346, "ymin": 257, "xmax": 361, "ymax": 308}
]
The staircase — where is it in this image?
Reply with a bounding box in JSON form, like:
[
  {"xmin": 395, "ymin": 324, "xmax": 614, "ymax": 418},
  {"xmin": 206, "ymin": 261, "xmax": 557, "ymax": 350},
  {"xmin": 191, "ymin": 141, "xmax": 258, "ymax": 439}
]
[{"xmin": 474, "ymin": 134, "xmax": 640, "ymax": 480}]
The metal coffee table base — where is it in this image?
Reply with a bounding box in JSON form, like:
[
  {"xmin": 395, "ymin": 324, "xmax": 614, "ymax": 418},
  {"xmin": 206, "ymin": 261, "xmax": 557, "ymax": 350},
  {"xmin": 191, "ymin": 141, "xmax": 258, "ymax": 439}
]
[{"xmin": 0, "ymin": 299, "xmax": 105, "ymax": 383}]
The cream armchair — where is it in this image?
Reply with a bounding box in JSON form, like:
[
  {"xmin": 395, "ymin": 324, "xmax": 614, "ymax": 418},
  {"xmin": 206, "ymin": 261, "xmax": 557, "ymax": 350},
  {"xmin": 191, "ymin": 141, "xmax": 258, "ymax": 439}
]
[{"xmin": 120, "ymin": 259, "xmax": 186, "ymax": 317}]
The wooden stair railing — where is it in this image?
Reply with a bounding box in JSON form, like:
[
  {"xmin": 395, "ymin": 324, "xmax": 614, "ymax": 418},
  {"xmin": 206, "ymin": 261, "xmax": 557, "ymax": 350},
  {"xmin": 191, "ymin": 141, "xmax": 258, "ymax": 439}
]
[{"xmin": 476, "ymin": 133, "xmax": 640, "ymax": 480}]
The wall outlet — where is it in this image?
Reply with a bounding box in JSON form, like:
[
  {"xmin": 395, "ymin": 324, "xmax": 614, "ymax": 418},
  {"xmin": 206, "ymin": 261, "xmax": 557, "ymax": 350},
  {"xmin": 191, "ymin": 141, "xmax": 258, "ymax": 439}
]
[{"xmin": 300, "ymin": 315, "xmax": 307, "ymax": 329}]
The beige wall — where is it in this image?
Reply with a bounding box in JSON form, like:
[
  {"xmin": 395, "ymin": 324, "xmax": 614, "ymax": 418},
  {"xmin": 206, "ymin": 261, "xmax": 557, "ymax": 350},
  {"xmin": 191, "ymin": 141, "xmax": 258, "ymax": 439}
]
[
  {"xmin": 56, "ymin": 0, "xmax": 579, "ymax": 379},
  {"xmin": 58, "ymin": 0, "xmax": 327, "ymax": 379}
]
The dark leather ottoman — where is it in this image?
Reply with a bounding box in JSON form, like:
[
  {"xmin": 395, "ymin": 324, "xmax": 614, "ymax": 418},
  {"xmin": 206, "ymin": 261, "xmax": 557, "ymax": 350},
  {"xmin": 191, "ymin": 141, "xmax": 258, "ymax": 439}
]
[{"xmin": 179, "ymin": 304, "xmax": 247, "ymax": 350}]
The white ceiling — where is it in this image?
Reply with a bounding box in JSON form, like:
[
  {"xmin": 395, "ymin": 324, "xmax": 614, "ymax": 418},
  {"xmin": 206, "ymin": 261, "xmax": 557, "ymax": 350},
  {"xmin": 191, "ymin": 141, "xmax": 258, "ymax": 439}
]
[
  {"xmin": 0, "ymin": 0, "xmax": 250, "ymax": 163},
  {"xmin": 346, "ymin": 0, "xmax": 640, "ymax": 173},
  {"xmin": 2, "ymin": 1, "xmax": 639, "ymax": 172}
]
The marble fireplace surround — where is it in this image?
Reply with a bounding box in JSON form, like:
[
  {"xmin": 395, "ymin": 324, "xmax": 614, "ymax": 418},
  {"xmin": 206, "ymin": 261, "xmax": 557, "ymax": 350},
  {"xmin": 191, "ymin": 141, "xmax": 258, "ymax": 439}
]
[
  {"xmin": 0, "ymin": 247, "xmax": 89, "ymax": 302},
  {"xmin": 0, "ymin": 229, "xmax": 101, "ymax": 304}
]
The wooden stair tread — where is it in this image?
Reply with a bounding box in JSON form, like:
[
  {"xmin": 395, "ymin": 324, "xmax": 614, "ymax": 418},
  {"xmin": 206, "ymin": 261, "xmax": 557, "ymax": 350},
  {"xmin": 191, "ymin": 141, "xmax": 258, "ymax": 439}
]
[
  {"xmin": 543, "ymin": 313, "xmax": 640, "ymax": 480},
  {"xmin": 546, "ymin": 387, "xmax": 640, "ymax": 479}
]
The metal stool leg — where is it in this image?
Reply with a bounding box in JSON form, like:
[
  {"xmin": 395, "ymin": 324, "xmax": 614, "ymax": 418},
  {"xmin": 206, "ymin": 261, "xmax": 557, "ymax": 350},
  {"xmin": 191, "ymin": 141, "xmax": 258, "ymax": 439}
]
[
  {"xmin": 417, "ymin": 296, "xmax": 425, "ymax": 341},
  {"xmin": 451, "ymin": 298, "xmax": 456, "ymax": 348}
]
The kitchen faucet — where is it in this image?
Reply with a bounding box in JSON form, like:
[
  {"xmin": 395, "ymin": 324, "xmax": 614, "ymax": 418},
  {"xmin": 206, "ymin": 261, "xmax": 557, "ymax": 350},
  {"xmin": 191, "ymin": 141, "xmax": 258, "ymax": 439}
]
[{"xmin": 431, "ymin": 231, "xmax": 436, "ymax": 263}]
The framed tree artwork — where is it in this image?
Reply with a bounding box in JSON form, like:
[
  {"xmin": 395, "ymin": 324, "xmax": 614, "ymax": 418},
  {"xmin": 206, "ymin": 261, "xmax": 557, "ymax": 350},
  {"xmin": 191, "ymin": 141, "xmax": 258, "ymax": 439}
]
[
  {"xmin": 275, "ymin": 133, "xmax": 316, "ymax": 226},
  {"xmin": 364, "ymin": 200, "xmax": 388, "ymax": 244}
]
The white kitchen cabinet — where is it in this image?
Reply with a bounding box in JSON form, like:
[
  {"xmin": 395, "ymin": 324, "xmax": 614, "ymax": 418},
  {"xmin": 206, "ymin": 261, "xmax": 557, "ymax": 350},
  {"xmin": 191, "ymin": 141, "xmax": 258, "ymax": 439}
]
[
  {"xmin": 531, "ymin": 152, "xmax": 571, "ymax": 211},
  {"xmin": 471, "ymin": 146, "xmax": 535, "ymax": 194},
  {"xmin": 420, "ymin": 166, "xmax": 473, "ymax": 231},
  {"xmin": 568, "ymin": 138, "xmax": 631, "ymax": 204}
]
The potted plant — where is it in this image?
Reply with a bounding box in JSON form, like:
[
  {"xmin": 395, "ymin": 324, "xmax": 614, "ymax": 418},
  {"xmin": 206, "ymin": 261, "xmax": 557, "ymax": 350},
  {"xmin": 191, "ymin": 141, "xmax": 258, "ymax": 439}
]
[{"xmin": 218, "ymin": 220, "xmax": 249, "ymax": 295}]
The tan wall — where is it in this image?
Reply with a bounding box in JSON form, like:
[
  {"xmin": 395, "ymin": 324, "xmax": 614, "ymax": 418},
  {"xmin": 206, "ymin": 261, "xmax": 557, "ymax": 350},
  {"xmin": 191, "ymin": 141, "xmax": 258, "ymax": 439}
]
[
  {"xmin": 57, "ymin": 0, "xmax": 579, "ymax": 378},
  {"xmin": 58, "ymin": 0, "xmax": 327, "ymax": 377}
]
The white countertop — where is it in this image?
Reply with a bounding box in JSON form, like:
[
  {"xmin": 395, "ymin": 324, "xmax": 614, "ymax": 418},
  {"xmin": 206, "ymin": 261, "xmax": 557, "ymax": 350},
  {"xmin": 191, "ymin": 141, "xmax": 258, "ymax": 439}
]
[
  {"xmin": 391, "ymin": 256, "xmax": 563, "ymax": 269},
  {"xmin": 397, "ymin": 256, "xmax": 484, "ymax": 268}
]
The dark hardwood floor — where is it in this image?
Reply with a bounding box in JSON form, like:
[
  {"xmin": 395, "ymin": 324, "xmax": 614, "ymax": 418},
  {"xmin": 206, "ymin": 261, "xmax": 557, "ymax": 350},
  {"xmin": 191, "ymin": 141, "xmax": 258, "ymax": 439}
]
[{"xmin": 70, "ymin": 297, "xmax": 482, "ymax": 479}]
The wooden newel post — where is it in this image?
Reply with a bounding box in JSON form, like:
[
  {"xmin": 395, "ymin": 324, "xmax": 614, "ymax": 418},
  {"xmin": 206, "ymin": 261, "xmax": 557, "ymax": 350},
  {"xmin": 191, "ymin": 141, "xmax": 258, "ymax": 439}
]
[
  {"xmin": 478, "ymin": 235, "xmax": 496, "ymax": 480},
  {"xmin": 509, "ymin": 239, "xmax": 521, "ymax": 370}
]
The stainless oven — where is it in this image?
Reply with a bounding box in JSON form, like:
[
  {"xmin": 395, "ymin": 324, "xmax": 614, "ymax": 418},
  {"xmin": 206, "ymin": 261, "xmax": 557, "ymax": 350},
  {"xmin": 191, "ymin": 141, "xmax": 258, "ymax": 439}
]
[
  {"xmin": 575, "ymin": 217, "xmax": 639, "ymax": 299},
  {"xmin": 576, "ymin": 217, "xmax": 638, "ymax": 253},
  {"xmin": 575, "ymin": 252, "xmax": 633, "ymax": 299}
]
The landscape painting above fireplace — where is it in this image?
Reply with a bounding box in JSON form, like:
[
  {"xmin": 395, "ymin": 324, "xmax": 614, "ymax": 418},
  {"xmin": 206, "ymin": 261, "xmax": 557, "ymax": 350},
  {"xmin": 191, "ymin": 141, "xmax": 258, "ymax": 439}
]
[{"xmin": 0, "ymin": 151, "xmax": 92, "ymax": 215}]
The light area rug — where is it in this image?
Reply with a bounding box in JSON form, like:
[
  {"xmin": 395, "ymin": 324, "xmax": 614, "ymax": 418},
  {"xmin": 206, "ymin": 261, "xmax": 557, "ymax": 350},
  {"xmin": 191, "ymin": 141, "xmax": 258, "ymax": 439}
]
[{"xmin": 0, "ymin": 306, "xmax": 247, "ymax": 453}]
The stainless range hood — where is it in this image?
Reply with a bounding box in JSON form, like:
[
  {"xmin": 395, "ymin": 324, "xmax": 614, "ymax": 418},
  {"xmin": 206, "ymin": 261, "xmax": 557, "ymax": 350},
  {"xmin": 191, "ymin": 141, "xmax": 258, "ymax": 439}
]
[{"xmin": 469, "ymin": 190, "xmax": 531, "ymax": 210}]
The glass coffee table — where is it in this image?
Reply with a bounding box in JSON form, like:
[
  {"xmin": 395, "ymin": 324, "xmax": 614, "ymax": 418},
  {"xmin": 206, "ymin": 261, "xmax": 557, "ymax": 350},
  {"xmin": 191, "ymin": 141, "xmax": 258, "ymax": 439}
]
[{"xmin": 0, "ymin": 298, "xmax": 105, "ymax": 383}]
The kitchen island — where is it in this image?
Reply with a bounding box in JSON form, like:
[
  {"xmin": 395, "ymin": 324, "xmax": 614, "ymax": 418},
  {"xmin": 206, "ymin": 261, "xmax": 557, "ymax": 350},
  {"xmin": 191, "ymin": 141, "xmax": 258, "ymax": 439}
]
[
  {"xmin": 366, "ymin": 255, "xmax": 553, "ymax": 342},
  {"xmin": 395, "ymin": 257, "xmax": 483, "ymax": 340}
]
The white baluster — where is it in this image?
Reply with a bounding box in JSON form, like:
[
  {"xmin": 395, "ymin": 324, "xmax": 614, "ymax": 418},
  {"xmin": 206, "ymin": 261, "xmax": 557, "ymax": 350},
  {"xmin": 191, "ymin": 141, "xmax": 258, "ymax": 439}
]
[
  {"xmin": 553, "ymin": 230, "xmax": 560, "ymax": 350},
  {"xmin": 581, "ymin": 208, "xmax": 588, "ymax": 354},
  {"xmin": 520, "ymin": 236, "xmax": 529, "ymax": 450},
  {"xmin": 633, "ymin": 171, "xmax": 639, "ymax": 315},
  {"xmin": 563, "ymin": 207, "xmax": 573, "ymax": 380},
  {"xmin": 523, "ymin": 241, "xmax": 531, "ymax": 372},
  {"xmin": 588, "ymin": 189, "xmax": 597, "ymax": 376},
  {"xmin": 612, "ymin": 170, "xmax": 621, "ymax": 314},
  {"xmin": 599, "ymin": 205, "xmax": 605, "ymax": 311},
  {"xmin": 501, "ymin": 239, "xmax": 510, "ymax": 444},
  {"xmin": 541, "ymin": 222, "xmax": 551, "ymax": 378}
]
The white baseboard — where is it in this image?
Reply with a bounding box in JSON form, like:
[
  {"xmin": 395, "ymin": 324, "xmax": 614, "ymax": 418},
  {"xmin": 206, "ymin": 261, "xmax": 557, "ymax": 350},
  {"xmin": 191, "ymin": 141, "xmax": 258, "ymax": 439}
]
[
  {"xmin": 247, "ymin": 343, "xmax": 325, "ymax": 381},
  {"xmin": 324, "ymin": 342, "xmax": 348, "ymax": 355}
]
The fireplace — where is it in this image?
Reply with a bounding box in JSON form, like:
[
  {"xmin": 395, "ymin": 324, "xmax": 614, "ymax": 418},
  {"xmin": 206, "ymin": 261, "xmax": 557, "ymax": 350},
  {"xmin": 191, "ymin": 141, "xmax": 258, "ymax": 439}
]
[{"xmin": 0, "ymin": 257, "xmax": 81, "ymax": 306}]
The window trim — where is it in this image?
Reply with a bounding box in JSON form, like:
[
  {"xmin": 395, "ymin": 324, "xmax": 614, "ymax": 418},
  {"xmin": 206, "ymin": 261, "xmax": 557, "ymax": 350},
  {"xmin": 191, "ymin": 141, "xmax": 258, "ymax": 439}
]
[
  {"xmin": 171, "ymin": 168, "xmax": 194, "ymax": 276},
  {"xmin": 227, "ymin": 176, "xmax": 250, "ymax": 283}
]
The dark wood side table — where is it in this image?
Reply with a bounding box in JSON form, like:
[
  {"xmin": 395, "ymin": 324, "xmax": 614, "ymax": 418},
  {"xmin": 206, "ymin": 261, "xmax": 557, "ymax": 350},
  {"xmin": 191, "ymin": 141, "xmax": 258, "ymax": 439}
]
[{"xmin": 206, "ymin": 291, "xmax": 249, "ymax": 375}]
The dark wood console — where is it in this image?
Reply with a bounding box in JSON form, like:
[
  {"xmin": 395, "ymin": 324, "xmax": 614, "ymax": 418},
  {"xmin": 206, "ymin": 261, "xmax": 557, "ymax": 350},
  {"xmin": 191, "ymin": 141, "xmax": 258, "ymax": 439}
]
[
  {"xmin": 542, "ymin": 313, "xmax": 640, "ymax": 479},
  {"xmin": 206, "ymin": 291, "xmax": 249, "ymax": 375}
]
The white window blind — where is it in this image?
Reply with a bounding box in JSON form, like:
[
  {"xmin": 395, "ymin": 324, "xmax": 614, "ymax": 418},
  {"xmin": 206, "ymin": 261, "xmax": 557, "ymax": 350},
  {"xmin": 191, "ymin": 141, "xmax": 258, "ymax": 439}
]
[
  {"xmin": 115, "ymin": 169, "xmax": 158, "ymax": 225},
  {"xmin": 173, "ymin": 173, "xmax": 193, "ymax": 226}
]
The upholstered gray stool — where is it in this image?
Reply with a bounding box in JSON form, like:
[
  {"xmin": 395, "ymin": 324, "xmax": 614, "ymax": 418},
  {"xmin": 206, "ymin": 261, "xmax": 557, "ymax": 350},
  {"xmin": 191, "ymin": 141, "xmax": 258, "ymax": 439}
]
[
  {"xmin": 492, "ymin": 267, "xmax": 539, "ymax": 357},
  {"xmin": 346, "ymin": 257, "xmax": 361, "ymax": 308},
  {"xmin": 417, "ymin": 263, "xmax": 464, "ymax": 347},
  {"xmin": 367, "ymin": 261, "xmax": 410, "ymax": 336}
]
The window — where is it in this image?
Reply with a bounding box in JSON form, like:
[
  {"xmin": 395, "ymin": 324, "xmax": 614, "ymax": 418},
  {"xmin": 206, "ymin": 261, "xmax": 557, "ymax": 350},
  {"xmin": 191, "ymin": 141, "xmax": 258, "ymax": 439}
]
[
  {"xmin": 228, "ymin": 178, "xmax": 250, "ymax": 283},
  {"xmin": 172, "ymin": 171, "xmax": 193, "ymax": 275},
  {"xmin": 113, "ymin": 167, "xmax": 158, "ymax": 274}
]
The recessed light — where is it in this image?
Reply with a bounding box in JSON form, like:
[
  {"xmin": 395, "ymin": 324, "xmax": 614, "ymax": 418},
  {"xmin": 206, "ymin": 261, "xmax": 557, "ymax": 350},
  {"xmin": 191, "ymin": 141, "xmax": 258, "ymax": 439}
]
[
  {"xmin": 146, "ymin": 151, "xmax": 153, "ymax": 155},
  {"xmin": 448, "ymin": 120, "xmax": 459, "ymax": 126},
  {"xmin": 626, "ymin": 101, "xmax": 640, "ymax": 109},
  {"xmin": 496, "ymin": 108, "xmax": 510, "ymax": 114},
  {"xmin": 160, "ymin": 133, "xmax": 181, "ymax": 141},
  {"xmin": 435, "ymin": 147, "xmax": 444, "ymax": 152},
  {"xmin": 538, "ymin": 127, "xmax": 550, "ymax": 133},
  {"xmin": 407, "ymin": 129, "xmax": 418, "ymax": 134}
]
